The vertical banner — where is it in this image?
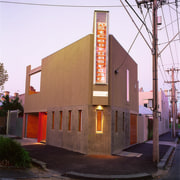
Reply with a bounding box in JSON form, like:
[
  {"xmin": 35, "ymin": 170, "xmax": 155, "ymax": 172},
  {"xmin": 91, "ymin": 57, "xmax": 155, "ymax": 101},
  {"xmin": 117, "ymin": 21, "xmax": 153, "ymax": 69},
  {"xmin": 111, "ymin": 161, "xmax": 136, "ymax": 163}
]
[{"xmin": 93, "ymin": 11, "xmax": 109, "ymax": 84}]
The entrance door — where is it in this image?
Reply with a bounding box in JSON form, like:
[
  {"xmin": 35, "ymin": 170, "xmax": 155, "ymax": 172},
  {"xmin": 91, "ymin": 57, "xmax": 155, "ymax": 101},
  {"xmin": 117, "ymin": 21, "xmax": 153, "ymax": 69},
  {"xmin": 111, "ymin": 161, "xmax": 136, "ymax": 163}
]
[
  {"xmin": 130, "ymin": 114, "xmax": 137, "ymax": 145},
  {"xmin": 38, "ymin": 112, "xmax": 47, "ymax": 143}
]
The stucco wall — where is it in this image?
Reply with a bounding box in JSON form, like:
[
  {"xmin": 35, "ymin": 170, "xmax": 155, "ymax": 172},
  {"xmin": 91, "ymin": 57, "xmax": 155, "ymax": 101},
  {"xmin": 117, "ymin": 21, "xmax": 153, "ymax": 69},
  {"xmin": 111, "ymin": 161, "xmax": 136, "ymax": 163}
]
[
  {"xmin": 24, "ymin": 34, "xmax": 94, "ymax": 113},
  {"xmin": 109, "ymin": 35, "xmax": 138, "ymax": 112}
]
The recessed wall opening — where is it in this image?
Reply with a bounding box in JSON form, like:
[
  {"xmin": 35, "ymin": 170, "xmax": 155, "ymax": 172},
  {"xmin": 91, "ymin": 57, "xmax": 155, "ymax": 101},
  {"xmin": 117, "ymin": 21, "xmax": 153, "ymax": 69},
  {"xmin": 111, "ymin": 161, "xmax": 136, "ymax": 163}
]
[{"xmin": 29, "ymin": 72, "xmax": 41, "ymax": 95}]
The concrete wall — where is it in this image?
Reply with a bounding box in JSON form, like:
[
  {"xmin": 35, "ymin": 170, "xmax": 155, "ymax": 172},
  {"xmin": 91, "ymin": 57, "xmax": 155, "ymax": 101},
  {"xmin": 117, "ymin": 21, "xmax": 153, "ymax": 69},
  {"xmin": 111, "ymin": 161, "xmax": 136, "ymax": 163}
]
[
  {"xmin": 87, "ymin": 106, "xmax": 112, "ymax": 155},
  {"xmin": 109, "ymin": 35, "xmax": 138, "ymax": 153},
  {"xmin": 24, "ymin": 34, "xmax": 94, "ymax": 113},
  {"xmin": 109, "ymin": 35, "xmax": 138, "ymax": 112},
  {"xmin": 24, "ymin": 34, "xmax": 139, "ymax": 155},
  {"xmin": 46, "ymin": 105, "xmax": 89, "ymax": 154}
]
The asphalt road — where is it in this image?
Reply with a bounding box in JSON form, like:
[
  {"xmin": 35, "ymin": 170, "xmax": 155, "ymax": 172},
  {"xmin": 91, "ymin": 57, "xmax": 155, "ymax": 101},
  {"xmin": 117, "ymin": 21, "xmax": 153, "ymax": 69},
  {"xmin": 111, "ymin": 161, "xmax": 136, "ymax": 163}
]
[{"xmin": 160, "ymin": 143, "xmax": 180, "ymax": 180}]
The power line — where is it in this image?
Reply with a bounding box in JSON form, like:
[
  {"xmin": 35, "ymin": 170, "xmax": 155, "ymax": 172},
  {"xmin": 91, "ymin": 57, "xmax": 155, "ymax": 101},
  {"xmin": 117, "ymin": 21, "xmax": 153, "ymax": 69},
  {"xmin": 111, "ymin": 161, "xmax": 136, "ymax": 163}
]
[
  {"xmin": 161, "ymin": 6, "xmax": 175, "ymax": 66},
  {"xmin": 0, "ymin": 0, "xmax": 135, "ymax": 8}
]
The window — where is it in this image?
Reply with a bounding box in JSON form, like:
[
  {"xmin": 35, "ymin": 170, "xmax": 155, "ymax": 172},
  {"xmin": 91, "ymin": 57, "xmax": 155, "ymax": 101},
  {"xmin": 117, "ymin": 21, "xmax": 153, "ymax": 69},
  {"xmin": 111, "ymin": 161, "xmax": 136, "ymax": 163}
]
[
  {"xmin": 68, "ymin": 110, "xmax": 72, "ymax": 131},
  {"xmin": 78, "ymin": 110, "xmax": 82, "ymax": 132},
  {"xmin": 115, "ymin": 111, "xmax": 118, "ymax": 132},
  {"xmin": 59, "ymin": 111, "xmax": 63, "ymax": 130},
  {"xmin": 127, "ymin": 69, "xmax": 129, "ymax": 102},
  {"xmin": 96, "ymin": 110, "xmax": 103, "ymax": 133},
  {"xmin": 29, "ymin": 71, "xmax": 41, "ymax": 95},
  {"xmin": 123, "ymin": 112, "xmax": 125, "ymax": 131},
  {"xmin": 52, "ymin": 111, "xmax": 55, "ymax": 129}
]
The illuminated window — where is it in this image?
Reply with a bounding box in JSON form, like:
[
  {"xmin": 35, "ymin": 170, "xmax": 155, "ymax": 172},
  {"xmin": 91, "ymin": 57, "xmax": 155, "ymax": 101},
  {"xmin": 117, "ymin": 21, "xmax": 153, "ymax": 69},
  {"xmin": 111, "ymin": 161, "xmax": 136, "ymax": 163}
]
[
  {"xmin": 78, "ymin": 110, "xmax": 82, "ymax": 132},
  {"xmin": 96, "ymin": 110, "xmax": 103, "ymax": 133},
  {"xmin": 115, "ymin": 111, "xmax": 118, "ymax": 132},
  {"xmin": 52, "ymin": 111, "xmax": 55, "ymax": 129},
  {"xmin": 59, "ymin": 111, "xmax": 63, "ymax": 130},
  {"xmin": 127, "ymin": 69, "xmax": 129, "ymax": 102},
  {"xmin": 68, "ymin": 110, "xmax": 72, "ymax": 131}
]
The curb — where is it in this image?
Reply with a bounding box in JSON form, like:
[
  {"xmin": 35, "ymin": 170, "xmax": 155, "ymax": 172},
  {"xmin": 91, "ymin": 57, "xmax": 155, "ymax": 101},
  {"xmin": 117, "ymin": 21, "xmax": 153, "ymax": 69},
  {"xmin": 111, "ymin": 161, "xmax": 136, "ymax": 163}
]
[
  {"xmin": 157, "ymin": 137, "xmax": 178, "ymax": 170},
  {"xmin": 31, "ymin": 158, "xmax": 47, "ymax": 170},
  {"xmin": 65, "ymin": 171, "xmax": 152, "ymax": 180}
]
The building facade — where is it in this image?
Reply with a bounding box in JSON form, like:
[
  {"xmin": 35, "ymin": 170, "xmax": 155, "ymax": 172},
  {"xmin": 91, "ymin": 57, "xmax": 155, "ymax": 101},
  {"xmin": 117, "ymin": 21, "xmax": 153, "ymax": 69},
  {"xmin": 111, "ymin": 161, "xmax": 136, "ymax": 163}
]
[
  {"xmin": 24, "ymin": 11, "xmax": 139, "ymax": 155},
  {"xmin": 139, "ymin": 88, "xmax": 169, "ymax": 135}
]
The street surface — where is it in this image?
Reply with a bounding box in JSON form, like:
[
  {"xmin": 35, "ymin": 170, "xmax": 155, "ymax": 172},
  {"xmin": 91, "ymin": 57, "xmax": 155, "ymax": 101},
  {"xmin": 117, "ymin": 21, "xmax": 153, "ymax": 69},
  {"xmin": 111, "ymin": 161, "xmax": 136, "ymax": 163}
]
[{"xmin": 158, "ymin": 144, "xmax": 180, "ymax": 180}]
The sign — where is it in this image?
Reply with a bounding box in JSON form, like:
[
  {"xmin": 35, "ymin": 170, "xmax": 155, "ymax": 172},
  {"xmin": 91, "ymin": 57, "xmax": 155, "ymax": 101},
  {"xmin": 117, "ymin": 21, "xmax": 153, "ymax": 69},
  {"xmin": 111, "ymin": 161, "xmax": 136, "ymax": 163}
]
[{"xmin": 93, "ymin": 11, "xmax": 109, "ymax": 84}]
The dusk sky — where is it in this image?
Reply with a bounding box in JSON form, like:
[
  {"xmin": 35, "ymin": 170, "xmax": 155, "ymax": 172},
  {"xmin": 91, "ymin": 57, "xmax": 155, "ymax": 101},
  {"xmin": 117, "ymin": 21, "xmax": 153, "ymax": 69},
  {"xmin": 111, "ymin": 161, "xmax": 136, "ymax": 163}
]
[{"xmin": 1, "ymin": 0, "xmax": 180, "ymax": 98}]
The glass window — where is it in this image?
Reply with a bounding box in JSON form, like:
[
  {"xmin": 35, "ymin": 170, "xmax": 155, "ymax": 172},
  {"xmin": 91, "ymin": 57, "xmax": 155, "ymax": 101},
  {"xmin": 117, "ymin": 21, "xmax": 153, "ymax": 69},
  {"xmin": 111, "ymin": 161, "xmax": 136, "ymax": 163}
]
[
  {"xmin": 115, "ymin": 111, "xmax": 118, "ymax": 132},
  {"xmin": 127, "ymin": 69, "xmax": 129, "ymax": 102},
  {"xmin": 78, "ymin": 110, "xmax": 82, "ymax": 132},
  {"xmin": 52, "ymin": 111, "xmax": 55, "ymax": 129},
  {"xmin": 96, "ymin": 110, "xmax": 103, "ymax": 133},
  {"xmin": 59, "ymin": 111, "xmax": 63, "ymax": 130},
  {"xmin": 68, "ymin": 110, "xmax": 72, "ymax": 131}
]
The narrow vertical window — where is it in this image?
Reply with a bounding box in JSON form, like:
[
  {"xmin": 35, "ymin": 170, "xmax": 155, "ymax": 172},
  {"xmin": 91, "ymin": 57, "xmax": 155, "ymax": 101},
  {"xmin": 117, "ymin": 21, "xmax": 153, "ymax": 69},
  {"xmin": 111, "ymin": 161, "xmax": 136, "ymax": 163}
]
[
  {"xmin": 78, "ymin": 110, "xmax": 82, "ymax": 132},
  {"xmin": 96, "ymin": 110, "xmax": 103, "ymax": 133},
  {"xmin": 68, "ymin": 110, "xmax": 72, "ymax": 131},
  {"xmin": 115, "ymin": 111, "xmax": 118, "ymax": 132},
  {"xmin": 59, "ymin": 111, "xmax": 63, "ymax": 130},
  {"xmin": 123, "ymin": 112, "xmax": 125, "ymax": 131},
  {"xmin": 52, "ymin": 111, "xmax": 55, "ymax": 129},
  {"xmin": 127, "ymin": 69, "xmax": 129, "ymax": 102}
]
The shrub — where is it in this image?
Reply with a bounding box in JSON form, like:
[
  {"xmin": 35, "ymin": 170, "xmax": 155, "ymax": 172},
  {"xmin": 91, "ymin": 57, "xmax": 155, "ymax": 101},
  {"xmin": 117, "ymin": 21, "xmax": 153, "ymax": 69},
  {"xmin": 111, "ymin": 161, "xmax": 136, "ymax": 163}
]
[{"xmin": 0, "ymin": 136, "xmax": 31, "ymax": 168}]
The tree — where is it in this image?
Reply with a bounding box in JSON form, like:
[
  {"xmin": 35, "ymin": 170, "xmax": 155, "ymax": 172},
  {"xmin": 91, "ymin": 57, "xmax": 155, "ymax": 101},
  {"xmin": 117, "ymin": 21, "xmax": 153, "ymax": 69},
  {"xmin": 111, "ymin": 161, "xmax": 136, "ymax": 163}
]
[
  {"xmin": 0, "ymin": 63, "xmax": 8, "ymax": 90},
  {"xmin": 0, "ymin": 95, "xmax": 24, "ymax": 117}
]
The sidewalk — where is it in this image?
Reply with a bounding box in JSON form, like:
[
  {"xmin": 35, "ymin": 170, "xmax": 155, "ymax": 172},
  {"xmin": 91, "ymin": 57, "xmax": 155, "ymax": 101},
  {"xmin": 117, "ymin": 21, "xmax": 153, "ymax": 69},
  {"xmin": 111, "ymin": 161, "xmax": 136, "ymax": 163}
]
[{"xmin": 0, "ymin": 131, "xmax": 178, "ymax": 180}]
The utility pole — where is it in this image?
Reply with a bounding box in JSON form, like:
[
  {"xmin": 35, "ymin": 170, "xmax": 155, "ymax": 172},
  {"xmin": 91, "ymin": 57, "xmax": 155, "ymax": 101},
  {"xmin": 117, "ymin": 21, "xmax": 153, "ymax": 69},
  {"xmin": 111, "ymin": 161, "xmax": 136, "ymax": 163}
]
[
  {"xmin": 152, "ymin": 0, "xmax": 159, "ymax": 163},
  {"xmin": 165, "ymin": 67, "xmax": 180, "ymax": 137},
  {"xmin": 136, "ymin": 0, "xmax": 164, "ymax": 163}
]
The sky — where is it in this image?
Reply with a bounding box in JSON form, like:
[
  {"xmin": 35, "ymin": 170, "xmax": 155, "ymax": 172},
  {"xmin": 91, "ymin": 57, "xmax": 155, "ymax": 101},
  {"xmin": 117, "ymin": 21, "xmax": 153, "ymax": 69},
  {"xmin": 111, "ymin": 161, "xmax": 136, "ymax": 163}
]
[{"xmin": 0, "ymin": 0, "xmax": 180, "ymax": 98}]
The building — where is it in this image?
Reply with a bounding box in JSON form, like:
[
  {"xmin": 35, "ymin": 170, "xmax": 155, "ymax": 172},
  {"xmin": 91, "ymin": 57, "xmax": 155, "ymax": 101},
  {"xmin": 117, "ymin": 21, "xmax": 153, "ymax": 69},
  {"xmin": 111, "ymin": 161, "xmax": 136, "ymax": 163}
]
[
  {"xmin": 139, "ymin": 88, "xmax": 169, "ymax": 135},
  {"xmin": 24, "ymin": 11, "xmax": 139, "ymax": 155}
]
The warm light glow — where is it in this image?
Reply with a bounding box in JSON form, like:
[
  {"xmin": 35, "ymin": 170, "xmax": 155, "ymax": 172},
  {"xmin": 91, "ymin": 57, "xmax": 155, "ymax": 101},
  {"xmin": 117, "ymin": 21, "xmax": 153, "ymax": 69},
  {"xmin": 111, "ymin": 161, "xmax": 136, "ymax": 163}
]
[
  {"xmin": 96, "ymin": 105, "xmax": 103, "ymax": 110},
  {"xmin": 96, "ymin": 109, "xmax": 104, "ymax": 134}
]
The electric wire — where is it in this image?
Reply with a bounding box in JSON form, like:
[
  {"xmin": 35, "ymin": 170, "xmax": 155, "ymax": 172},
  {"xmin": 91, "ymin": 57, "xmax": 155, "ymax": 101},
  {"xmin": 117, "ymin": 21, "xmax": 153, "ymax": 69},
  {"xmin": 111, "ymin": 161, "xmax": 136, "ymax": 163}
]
[
  {"xmin": 161, "ymin": 6, "xmax": 175, "ymax": 67},
  {"xmin": 0, "ymin": 0, "xmax": 135, "ymax": 7},
  {"xmin": 115, "ymin": 11, "xmax": 149, "ymax": 72},
  {"xmin": 125, "ymin": 0, "xmax": 152, "ymax": 37},
  {"xmin": 169, "ymin": 4, "xmax": 180, "ymax": 66},
  {"xmin": 120, "ymin": 0, "xmax": 152, "ymax": 50}
]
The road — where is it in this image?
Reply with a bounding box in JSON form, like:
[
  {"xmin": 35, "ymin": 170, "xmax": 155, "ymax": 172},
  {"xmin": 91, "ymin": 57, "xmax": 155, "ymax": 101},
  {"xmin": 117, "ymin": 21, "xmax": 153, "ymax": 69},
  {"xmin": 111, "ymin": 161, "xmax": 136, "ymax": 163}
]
[{"xmin": 159, "ymin": 143, "xmax": 180, "ymax": 180}]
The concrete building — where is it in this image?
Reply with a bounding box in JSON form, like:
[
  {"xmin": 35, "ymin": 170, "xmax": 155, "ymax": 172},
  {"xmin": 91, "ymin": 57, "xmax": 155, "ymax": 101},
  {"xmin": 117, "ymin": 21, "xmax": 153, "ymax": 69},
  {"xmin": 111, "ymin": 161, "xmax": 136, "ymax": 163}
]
[
  {"xmin": 139, "ymin": 88, "xmax": 169, "ymax": 135},
  {"xmin": 24, "ymin": 11, "xmax": 139, "ymax": 155}
]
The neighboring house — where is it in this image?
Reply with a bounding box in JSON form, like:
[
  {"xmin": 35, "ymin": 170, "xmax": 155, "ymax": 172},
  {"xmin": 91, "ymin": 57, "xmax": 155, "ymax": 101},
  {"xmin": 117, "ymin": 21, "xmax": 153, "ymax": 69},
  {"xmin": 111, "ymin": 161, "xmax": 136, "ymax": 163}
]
[
  {"xmin": 138, "ymin": 105, "xmax": 153, "ymax": 142},
  {"xmin": 139, "ymin": 88, "xmax": 169, "ymax": 135},
  {"xmin": 24, "ymin": 11, "xmax": 139, "ymax": 155}
]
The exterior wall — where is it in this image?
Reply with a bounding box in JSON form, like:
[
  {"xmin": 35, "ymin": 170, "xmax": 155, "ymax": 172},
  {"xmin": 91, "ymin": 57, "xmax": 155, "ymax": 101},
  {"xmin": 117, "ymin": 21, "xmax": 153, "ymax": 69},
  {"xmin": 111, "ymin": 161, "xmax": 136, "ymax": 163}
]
[
  {"xmin": 24, "ymin": 34, "xmax": 139, "ymax": 155},
  {"xmin": 111, "ymin": 108, "xmax": 130, "ymax": 154},
  {"xmin": 158, "ymin": 90, "xmax": 169, "ymax": 135},
  {"xmin": 139, "ymin": 90, "xmax": 169, "ymax": 135},
  {"xmin": 46, "ymin": 105, "xmax": 89, "ymax": 154},
  {"xmin": 109, "ymin": 35, "xmax": 138, "ymax": 153},
  {"xmin": 137, "ymin": 115, "xmax": 148, "ymax": 143},
  {"xmin": 88, "ymin": 106, "xmax": 111, "ymax": 155},
  {"xmin": 24, "ymin": 34, "xmax": 94, "ymax": 113}
]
